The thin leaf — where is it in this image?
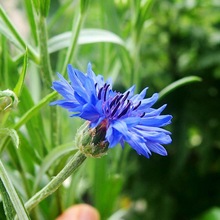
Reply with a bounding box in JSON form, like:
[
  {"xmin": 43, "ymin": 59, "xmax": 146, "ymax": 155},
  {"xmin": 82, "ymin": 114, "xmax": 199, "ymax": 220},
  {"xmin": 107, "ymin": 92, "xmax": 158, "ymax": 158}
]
[
  {"xmin": 23, "ymin": 0, "xmax": 38, "ymax": 45},
  {"xmin": 0, "ymin": 24, "xmax": 23, "ymax": 50},
  {"xmin": 0, "ymin": 179, "xmax": 16, "ymax": 220},
  {"xmin": 48, "ymin": 29, "xmax": 126, "ymax": 53},
  {"xmin": 0, "ymin": 6, "xmax": 39, "ymax": 63},
  {"xmin": 13, "ymin": 91, "xmax": 57, "ymax": 130},
  {"xmin": 0, "ymin": 161, "xmax": 30, "ymax": 220},
  {"xmin": 14, "ymin": 49, "xmax": 28, "ymax": 97},
  {"xmin": 159, "ymin": 76, "xmax": 202, "ymax": 100},
  {"xmin": 31, "ymin": 0, "xmax": 40, "ymax": 14}
]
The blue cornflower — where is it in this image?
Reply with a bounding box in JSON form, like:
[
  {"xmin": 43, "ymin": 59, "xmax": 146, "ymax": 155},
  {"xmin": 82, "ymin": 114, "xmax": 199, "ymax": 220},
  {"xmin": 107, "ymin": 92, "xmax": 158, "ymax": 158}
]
[{"xmin": 51, "ymin": 63, "xmax": 172, "ymax": 158}]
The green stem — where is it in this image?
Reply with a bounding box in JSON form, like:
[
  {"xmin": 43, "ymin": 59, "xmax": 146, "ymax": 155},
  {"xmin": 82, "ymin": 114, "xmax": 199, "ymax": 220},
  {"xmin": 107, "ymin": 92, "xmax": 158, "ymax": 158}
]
[
  {"xmin": 61, "ymin": 11, "xmax": 85, "ymax": 76},
  {"xmin": 37, "ymin": 15, "xmax": 52, "ymax": 88},
  {"xmin": 36, "ymin": 13, "xmax": 59, "ymax": 149},
  {"xmin": 25, "ymin": 151, "xmax": 86, "ymax": 211},
  {"xmin": 0, "ymin": 6, "xmax": 39, "ymax": 63},
  {"xmin": 50, "ymin": 107, "xmax": 59, "ymax": 149},
  {"xmin": 55, "ymin": 186, "xmax": 64, "ymax": 215}
]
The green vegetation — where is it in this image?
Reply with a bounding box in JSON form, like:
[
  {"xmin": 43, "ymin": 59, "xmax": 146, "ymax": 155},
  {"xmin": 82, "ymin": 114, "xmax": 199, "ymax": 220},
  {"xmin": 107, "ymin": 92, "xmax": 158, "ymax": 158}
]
[{"xmin": 0, "ymin": 0, "xmax": 220, "ymax": 219}]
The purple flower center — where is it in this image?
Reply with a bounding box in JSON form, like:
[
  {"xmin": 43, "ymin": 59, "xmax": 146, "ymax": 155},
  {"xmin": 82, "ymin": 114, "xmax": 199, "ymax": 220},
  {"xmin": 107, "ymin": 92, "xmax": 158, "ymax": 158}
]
[{"xmin": 96, "ymin": 83, "xmax": 142, "ymax": 121}]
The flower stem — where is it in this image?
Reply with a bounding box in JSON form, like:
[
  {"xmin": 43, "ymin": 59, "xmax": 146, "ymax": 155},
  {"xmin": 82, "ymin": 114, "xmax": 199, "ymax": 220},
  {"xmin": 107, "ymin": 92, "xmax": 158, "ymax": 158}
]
[
  {"xmin": 36, "ymin": 11, "xmax": 59, "ymax": 149},
  {"xmin": 37, "ymin": 15, "xmax": 52, "ymax": 88},
  {"xmin": 25, "ymin": 151, "xmax": 86, "ymax": 212}
]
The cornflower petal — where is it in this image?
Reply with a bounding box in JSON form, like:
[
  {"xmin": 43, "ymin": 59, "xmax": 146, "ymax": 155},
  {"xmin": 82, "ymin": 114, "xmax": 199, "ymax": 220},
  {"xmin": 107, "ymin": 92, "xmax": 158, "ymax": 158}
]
[
  {"xmin": 140, "ymin": 115, "xmax": 172, "ymax": 127},
  {"xmin": 147, "ymin": 143, "xmax": 168, "ymax": 156},
  {"xmin": 51, "ymin": 63, "xmax": 172, "ymax": 158},
  {"xmin": 80, "ymin": 103, "xmax": 101, "ymax": 121},
  {"xmin": 50, "ymin": 100, "xmax": 78, "ymax": 110},
  {"xmin": 52, "ymin": 73, "xmax": 75, "ymax": 100},
  {"xmin": 106, "ymin": 125, "xmax": 123, "ymax": 148},
  {"xmin": 143, "ymin": 105, "xmax": 167, "ymax": 117},
  {"xmin": 137, "ymin": 93, "xmax": 159, "ymax": 111},
  {"xmin": 131, "ymin": 87, "xmax": 148, "ymax": 102}
]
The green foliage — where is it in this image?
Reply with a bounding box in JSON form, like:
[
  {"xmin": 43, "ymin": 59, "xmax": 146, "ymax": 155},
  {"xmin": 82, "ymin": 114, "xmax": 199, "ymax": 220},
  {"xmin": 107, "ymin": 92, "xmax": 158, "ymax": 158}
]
[
  {"xmin": 0, "ymin": 161, "xmax": 30, "ymax": 219},
  {"xmin": 198, "ymin": 207, "xmax": 220, "ymax": 220},
  {"xmin": 0, "ymin": 0, "xmax": 220, "ymax": 219}
]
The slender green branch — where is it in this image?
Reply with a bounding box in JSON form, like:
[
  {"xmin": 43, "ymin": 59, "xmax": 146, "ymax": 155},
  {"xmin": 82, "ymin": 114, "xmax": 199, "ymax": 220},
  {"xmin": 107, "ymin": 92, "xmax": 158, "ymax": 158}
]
[{"xmin": 25, "ymin": 151, "xmax": 86, "ymax": 211}]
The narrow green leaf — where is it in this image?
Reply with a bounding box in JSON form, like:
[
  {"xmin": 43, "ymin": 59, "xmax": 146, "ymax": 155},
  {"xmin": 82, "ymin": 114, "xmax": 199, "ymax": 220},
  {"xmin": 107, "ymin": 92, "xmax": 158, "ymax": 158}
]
[
  {"xmin": 0, "ymin": 128, "xmax": 19, "ymax": 148},
  {"xmin": 17, "ymin": 86, "xmax": 47, "ymax": 158},
  {"xmin": 13, "ymin": 91, "xmax": 57, "ymax": 130},
  {"xmin": 0, "ymin": 179, "xmax": 16, "ymax": 220},
  {"xmin": 14, "ymin": 49, "xmax": 28, "ymax": 97},
  {"xmin": 0, "ymin": 6, "xmax": 39, "ymax": 63},
  {"xmin": 31, "ymin": 0, "xmax": 40, "ymax": 14},
  {"xmin": 0, "ymin": 24, "xmax": 23, "ymax": 50},
  {"xmin": 0, "ymin": 161, "xmax": 30, "ymax": 220},
  {"xmin": 23, "ymin": 0, "xmax": 38, "ymax": 45},
  {"xmin": 159, "ymin": 76, "xmax": 202, "ymax": 100},
  {"xmin": 48, "ymin": 29, "xmax": 126, "ymax": 54}
]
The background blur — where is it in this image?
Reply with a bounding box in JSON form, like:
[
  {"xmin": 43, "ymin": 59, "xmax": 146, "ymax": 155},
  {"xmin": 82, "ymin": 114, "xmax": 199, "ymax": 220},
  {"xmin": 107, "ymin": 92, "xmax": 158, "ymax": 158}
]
[{"xmin": 1, "ymin": 0, "xmax": 220, "ymax": 219}]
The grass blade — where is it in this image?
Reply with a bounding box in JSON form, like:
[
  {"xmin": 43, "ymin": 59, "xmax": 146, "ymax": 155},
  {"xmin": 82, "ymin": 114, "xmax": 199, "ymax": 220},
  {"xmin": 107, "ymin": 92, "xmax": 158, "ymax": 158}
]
[{"xmin": 159, "ymin": 76, "xmax": 202, "ymax": 100}]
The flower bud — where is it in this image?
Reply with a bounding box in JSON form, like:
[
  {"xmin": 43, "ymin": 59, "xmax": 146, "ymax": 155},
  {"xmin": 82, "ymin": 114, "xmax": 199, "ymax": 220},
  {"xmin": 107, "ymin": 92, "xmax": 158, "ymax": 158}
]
[
  {"xmin": 0, "ymin": 90, "xmax": 18, "ymax": 121},
  {"xmin": 0, "ymin": 90, "xmax": 18, "ymax": 110},
  {"xmin": 75, "ymin": 121, "xmax": 109, "ymax": 158}
]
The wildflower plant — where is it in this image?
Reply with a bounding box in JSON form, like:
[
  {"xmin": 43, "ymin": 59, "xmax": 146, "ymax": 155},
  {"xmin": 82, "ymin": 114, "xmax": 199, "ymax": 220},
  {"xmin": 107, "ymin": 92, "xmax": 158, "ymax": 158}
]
[
  {"xmin": 0, "ymin": 0, "xmax": 201, "ymax": 219},
  {"xmin": 51, "ymin": 64, "xmax": 172, "ymax": 158}
]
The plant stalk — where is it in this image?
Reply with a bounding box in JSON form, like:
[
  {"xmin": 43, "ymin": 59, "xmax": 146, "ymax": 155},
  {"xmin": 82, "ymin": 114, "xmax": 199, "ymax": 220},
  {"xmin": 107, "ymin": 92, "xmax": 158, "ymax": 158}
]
[{"xmin": 25, "ymin": 151, "xmax": 86, "ymax": 211}]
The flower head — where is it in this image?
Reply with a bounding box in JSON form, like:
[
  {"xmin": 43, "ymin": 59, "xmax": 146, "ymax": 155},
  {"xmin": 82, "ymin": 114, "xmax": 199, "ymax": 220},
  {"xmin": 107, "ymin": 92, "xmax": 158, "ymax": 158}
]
[{"xmin": 51, "ymin": 63, "xmax": 172, "ymax": 158}]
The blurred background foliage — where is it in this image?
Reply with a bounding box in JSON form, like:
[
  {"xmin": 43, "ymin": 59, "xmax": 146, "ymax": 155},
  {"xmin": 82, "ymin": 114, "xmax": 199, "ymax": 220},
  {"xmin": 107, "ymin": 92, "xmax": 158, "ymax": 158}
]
[{"xmin": 0, "ymin": 0, "xmax": 220, "ymax": 219}]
